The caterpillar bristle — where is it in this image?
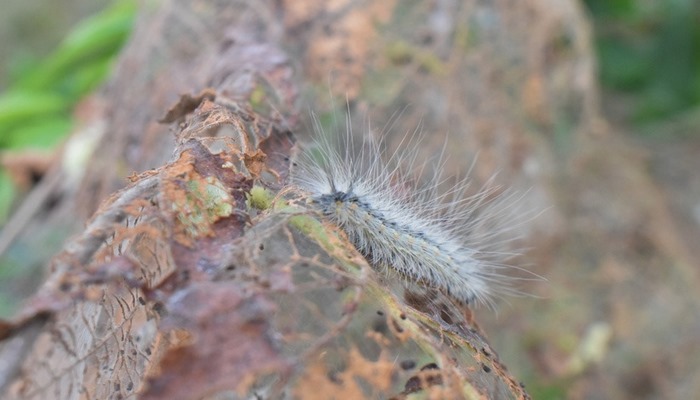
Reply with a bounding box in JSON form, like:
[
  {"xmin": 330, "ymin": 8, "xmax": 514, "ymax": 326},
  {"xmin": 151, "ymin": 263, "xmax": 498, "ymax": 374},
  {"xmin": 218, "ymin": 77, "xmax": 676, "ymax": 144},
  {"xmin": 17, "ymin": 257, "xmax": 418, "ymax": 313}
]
[{"xmin": 291, "ymin": 114, "xmax": 538, "ymax": 309}]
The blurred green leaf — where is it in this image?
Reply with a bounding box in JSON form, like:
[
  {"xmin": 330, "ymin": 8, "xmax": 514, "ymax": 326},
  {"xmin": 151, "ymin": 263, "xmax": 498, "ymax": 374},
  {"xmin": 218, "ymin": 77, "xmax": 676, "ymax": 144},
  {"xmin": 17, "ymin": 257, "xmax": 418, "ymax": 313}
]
[
  {"xmin": 0, "ymin": 0, "xmax": 136, "ymax": 150},
  {"xmin": 0, "ymin": 171, "xmax": 15, "ymax": 223},
  {"xmin": 585, "ymin": 0, "xmax": 635, "ymax": 18},
  {"xmin": 16, "ymin": 1, "xmax": 136, "ymax": 92},
  {"xmin": 6, "ymin": 52, "xmax": 41, "ymax": 85},
  {"xmin": 597, "ymin": 39, "xmax": 652, "ymax": 90},
  {"xmin": 0, "ymin": 0, "xmax": 137, "ymax": 228},
  {"xmin": 0, "ymin": 259, "xmax": 21, "ymax": 279},
  {"xmin": 0, "ymin": 293, "xmax": 19, "ymax": 320},
  {"xmin": 61, "ymin": 56, "xmax": 117, "ymax": 98},
  {"xmin": 5, "ymin": 116, "xmax": 73, "ymax": 149},
  {"xmin": 0, "ymin": 91, "xmax": 70, "ymax": 144},
  {"xmin": 585, "ymin": 0, "xmax": 700, "ymax": 129},
  {"xmin": 528, "ymin": 382, "xmax": 567, "ymax": 400}
]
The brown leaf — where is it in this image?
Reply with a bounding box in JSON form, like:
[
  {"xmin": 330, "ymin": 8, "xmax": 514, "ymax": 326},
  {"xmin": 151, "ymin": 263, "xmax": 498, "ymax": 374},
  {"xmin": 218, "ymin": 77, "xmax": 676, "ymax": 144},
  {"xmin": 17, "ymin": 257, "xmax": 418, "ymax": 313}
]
[{"xmin": 159, "ymin": 88, "xmax": 217, "ymax": 123}]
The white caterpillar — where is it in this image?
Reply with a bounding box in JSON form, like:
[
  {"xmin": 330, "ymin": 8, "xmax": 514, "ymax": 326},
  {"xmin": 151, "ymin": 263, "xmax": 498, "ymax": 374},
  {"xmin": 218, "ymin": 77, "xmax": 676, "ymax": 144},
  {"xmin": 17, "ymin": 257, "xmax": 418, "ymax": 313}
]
[{"xmin": 292, "ymin": 121, "xmax": 528, "ymax": 308}]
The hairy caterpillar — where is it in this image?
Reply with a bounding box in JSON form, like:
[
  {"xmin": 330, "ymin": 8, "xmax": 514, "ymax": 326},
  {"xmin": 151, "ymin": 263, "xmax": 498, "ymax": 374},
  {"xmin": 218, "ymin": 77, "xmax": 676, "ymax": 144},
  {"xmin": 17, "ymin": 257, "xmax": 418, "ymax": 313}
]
[{"xmin": 292, "ymin": 118, "xmax": 530, "ymax": 308}]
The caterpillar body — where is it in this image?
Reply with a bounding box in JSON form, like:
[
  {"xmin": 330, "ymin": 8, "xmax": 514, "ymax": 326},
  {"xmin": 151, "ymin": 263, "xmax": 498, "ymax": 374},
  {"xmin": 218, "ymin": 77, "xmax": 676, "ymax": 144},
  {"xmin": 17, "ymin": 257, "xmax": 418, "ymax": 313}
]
[{"xmin": 293, "ymin": 124, "xmax": 527, "ymax": 308}]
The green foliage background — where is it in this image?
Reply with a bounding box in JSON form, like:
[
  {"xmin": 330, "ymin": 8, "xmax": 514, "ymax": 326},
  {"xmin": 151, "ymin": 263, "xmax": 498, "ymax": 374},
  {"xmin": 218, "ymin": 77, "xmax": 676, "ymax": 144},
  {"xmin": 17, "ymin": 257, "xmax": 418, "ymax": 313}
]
[
  {"xmin": 585, "ymin": 0, "xmax": 700, "ymax": 126},
  {"xmin": 0, "ymin": 0, "xmax": 136, "ymax": 224}
]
